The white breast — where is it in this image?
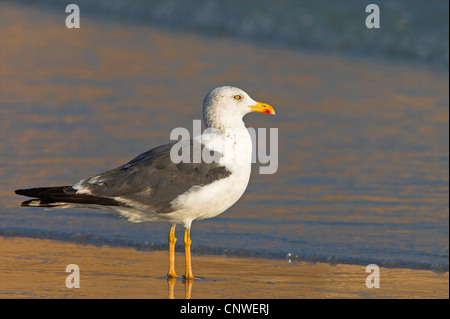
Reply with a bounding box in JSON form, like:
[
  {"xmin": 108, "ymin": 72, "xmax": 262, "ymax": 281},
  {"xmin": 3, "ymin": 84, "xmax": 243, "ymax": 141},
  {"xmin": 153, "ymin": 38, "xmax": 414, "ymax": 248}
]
[{"xmin": 167, "ymin": 128, "xmax": 253, "ymax": 228}]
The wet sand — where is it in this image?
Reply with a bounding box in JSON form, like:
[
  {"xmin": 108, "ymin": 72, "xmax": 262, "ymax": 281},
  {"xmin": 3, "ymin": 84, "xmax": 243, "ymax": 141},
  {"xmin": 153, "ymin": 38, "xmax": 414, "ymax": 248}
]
[{"xmin": 0, "ymin": 237, "xmax": 447, "ymax": 299}]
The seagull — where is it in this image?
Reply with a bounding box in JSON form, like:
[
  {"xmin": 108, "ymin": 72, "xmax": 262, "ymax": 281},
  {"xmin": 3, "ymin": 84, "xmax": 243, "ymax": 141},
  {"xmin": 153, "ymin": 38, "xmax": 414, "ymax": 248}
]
[{"xmin": 15, "ymin": 86, "xmax": 275, "ymax": 279}]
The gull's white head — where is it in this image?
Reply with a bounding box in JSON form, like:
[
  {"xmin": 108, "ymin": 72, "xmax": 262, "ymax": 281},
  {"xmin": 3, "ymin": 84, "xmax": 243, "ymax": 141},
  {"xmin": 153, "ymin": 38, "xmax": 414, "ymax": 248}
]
[{"xmin": 202, "ymin": 86, "xmax": 275, "ymax": 130}]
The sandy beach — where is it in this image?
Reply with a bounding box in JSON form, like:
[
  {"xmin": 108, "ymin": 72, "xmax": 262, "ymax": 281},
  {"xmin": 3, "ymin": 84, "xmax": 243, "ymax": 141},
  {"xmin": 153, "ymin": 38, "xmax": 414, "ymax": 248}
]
[{"xmin": 0, "ymin": 237, "xmax": 447, "ymax": 299}]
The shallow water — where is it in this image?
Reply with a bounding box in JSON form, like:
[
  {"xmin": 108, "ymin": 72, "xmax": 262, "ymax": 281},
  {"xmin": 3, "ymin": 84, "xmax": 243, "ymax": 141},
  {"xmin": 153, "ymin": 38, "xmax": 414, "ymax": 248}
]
[{"xmin": 0, "ymin": 3, "xmax": 448, "ymax": 272}]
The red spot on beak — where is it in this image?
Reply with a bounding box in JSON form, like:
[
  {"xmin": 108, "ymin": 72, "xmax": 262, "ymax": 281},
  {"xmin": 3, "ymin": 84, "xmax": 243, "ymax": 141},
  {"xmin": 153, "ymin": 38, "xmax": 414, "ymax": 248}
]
[{"xmin": 263, "ymin": 109, "xmax": 271, "ymax": 114}]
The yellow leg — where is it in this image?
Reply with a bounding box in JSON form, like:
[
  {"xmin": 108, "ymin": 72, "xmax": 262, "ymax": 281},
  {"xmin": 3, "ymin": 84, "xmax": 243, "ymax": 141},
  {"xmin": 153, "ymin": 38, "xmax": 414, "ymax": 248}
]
[
  {"xmin": 183, "ymin": 227, "xmax": 195, "ymax": 280},
  {"xmin": 167, "ymin": 225, "xmax": 178, "ymax": 278}
]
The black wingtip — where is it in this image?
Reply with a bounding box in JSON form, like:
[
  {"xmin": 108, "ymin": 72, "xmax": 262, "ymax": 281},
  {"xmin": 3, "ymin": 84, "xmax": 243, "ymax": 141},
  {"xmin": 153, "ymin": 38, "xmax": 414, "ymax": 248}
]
[
  {"xmin": 14, "ymin": 186, "xmax": 73, "ymax": 198},
  {"xmin": 15, "ymin": 189, "xmax": 27, "ymax": 196},
  {"xmin": 15, "ymin": 188, "xmax": 40, "ymax": 197},
  {"xmin": 14, "ymin": 186, "xmax": 122, "ymax": 207}
]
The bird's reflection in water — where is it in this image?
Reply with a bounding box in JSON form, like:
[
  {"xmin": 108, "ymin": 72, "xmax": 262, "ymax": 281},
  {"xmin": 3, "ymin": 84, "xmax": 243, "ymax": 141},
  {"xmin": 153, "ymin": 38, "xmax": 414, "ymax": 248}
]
[{"xmin": 167, "ymin": 277, "xmax": 193, "ymax": 299}]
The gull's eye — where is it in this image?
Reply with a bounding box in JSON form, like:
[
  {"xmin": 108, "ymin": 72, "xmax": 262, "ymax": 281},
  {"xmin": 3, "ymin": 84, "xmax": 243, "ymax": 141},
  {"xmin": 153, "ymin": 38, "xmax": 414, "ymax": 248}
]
[{"xmin": 234, "ymin": 95, "xmax": 242, "ymax": 100}]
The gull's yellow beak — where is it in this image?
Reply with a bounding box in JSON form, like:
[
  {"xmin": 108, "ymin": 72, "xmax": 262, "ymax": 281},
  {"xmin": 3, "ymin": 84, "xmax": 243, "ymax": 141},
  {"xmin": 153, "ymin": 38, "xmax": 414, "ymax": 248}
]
[{"xmin": 249, "ymin": 101, "xmax": 275, "ymax": 115}]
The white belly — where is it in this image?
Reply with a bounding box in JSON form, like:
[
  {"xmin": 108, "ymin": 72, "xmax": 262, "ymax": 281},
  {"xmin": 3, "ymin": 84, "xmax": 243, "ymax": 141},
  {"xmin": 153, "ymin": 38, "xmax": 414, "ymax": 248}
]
[{"xmin": 168, "ymin": 166, "xmax": 250, "ymax": 225}]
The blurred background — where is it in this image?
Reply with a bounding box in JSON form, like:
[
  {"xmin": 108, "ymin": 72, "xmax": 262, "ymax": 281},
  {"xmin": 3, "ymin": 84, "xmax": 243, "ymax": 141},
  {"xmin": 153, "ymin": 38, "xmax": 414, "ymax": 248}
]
[
  {"xmin": 0, "ymin": 0, "xmax": 448, "ymax": 272},
  {"xmin": 7, "ymin": 0, "xmax": 449, "ymax": 67}
]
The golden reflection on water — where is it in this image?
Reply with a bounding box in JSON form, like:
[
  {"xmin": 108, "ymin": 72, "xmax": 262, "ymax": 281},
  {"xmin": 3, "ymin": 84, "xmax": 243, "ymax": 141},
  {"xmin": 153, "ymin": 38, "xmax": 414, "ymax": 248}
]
[{"xmin": 167, "ymin": 277, "xmax": 193, "ymax": 299}]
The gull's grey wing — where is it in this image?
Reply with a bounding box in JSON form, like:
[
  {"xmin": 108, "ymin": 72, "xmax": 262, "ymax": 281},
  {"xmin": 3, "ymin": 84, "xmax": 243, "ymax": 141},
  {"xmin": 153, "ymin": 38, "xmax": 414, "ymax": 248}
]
[{"xmin": 73, "ymin": 141, "xmax": 231, "ymax": 213}]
